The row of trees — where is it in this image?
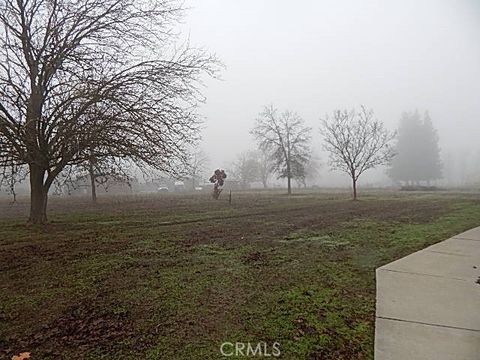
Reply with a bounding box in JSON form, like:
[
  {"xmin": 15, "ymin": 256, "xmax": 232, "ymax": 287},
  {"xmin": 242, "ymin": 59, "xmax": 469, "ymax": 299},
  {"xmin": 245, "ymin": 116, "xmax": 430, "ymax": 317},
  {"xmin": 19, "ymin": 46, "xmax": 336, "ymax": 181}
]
[
  {"xmin": 250, "ymin": 105, "xmax": 442, "ymax": 199},
  {"xmin": 250, "ymin": 105, "xmax": 395, "ymax": 199},
  {"xmin": 0, "ymin": 0, "xmax": 218, "ymax": 223}
]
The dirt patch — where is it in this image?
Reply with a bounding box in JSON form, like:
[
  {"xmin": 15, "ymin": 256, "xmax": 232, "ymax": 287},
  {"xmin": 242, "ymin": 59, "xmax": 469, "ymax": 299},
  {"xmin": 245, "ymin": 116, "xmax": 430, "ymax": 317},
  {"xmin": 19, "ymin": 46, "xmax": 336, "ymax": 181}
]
[
  {"xmin": 242, "ymin": 250, "xmax": 269, "ymax": 266},
  {"xmin": 8, "ymin": 295, "xmax": 134, "ymax": 358},
  {"xmin": 184, "ymin": 199, "xmax": 452, "ymax": 247}
]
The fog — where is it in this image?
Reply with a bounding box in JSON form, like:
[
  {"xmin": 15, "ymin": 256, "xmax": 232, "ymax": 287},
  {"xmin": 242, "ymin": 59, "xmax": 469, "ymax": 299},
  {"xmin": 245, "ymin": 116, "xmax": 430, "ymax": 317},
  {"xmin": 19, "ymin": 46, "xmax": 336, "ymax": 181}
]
[{"xmin": 182, "ymin": 0, "xmax": 480, "ymax": 186}]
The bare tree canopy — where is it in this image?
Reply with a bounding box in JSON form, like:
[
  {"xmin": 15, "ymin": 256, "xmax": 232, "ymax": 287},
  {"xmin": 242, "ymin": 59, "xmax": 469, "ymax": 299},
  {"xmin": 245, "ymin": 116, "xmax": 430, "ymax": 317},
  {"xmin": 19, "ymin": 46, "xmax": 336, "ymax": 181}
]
[
  {"xmin": 0, "ymin": 0, "xmax": 218, "ymax": 223},
  {"xmin": 321, "ymin": 106, "xmax": 395, "ymax": 200},
  {"xmin": 251, "ymin": 105, "xmax": 311, "ymax": 195}
]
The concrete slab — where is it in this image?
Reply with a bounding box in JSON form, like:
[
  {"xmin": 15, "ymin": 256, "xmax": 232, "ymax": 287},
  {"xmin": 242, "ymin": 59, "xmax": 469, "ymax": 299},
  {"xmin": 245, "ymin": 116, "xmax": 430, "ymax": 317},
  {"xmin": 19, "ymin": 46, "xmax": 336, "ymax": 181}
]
[
  {"xmin": 426, "ymin": 238, "xmax": 480, "ymax": 258},
  {"xmin": 380, "ymin": 249, "xmax": 480, "ymax": 280},
  {"xmin": 375, "ymin": 226, "xmax": 480, "ymax": 359},
  {"xmin": 453, "ymin": 227, "xmax": 480, "ymax": 241},
  {"xmin": 376, "ymin": 269, "xmax": 480, "ymax": 331},
  {"xmin": 375, "ymin": 317, "xmax": 480, "ymax": 360}
]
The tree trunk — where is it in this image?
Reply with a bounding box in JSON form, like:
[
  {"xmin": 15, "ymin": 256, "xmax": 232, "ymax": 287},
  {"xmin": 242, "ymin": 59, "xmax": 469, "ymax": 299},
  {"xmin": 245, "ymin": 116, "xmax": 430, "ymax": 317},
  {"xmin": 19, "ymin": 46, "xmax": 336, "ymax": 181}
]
[
  {"xmin": 286, "ymin": 158, "xmax": 292, "ymax": 195},
  {"xmin": 262, "ymin": 178, "xmax": 267, "ymax": 189},
  {"xmin": 28, "ymin": 164, "xmax": 48, "ymax": 224},
  {"xmin": 88, "ymin": 161, "xmax": 97, "ymax": 203},
  {"xmin": 352, "ymin": 177, "xmax": 357, "ymax": 200}
]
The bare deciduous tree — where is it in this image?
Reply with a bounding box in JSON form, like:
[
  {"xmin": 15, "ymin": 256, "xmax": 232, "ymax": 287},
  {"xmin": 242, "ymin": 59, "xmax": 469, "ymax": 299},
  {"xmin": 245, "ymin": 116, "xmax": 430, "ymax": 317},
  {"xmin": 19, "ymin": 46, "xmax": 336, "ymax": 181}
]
[
  {"xmin": 321, "ymin": 106, "xmax": 395, "ymax": 200},
  {"xmin": 0, "ymin": 0, "xmax": 218, "ymax": 223},
  {"xmin": 251, "ymin": 106, "xmax": 311, "ymax": 195}
]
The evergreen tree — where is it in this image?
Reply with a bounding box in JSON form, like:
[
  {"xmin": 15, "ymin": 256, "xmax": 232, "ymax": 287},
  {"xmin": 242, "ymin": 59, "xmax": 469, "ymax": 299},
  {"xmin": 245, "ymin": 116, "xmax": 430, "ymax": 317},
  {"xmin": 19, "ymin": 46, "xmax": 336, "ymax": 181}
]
[
  {"xmin": 420, "ymin": 112, "xmax": 442, "ymax": 183},
  {"xmin": 389, "ymin": 110, "xmax": 442, "ymax": 185}
]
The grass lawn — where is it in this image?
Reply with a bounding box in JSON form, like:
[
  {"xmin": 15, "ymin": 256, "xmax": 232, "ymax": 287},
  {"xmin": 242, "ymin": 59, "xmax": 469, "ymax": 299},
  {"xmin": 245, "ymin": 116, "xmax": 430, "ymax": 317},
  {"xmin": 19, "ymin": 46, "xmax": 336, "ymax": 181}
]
[{"xmin": 1, "ymin": 190, "xmax": 479, "ymax": 359}]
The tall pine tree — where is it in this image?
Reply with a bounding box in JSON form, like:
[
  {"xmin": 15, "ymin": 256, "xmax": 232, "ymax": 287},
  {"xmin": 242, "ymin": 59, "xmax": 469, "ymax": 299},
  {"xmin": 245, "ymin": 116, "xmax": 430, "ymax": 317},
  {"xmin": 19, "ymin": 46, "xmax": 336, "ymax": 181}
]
[
  {"xmin": 420, "ymin": 112, "xmax": 442, "ymax": 183},
  {"xmin": 389, "ymin": 110, "xmax": 442, "ymax": 185}
]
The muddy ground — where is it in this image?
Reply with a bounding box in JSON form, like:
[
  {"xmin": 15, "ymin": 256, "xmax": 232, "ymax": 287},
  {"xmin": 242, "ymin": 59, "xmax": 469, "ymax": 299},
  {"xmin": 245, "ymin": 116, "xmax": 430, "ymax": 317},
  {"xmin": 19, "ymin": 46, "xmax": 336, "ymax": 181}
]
[{"xmin": 1, "ymin": 190, "xmax": 479, "ymax": 359}]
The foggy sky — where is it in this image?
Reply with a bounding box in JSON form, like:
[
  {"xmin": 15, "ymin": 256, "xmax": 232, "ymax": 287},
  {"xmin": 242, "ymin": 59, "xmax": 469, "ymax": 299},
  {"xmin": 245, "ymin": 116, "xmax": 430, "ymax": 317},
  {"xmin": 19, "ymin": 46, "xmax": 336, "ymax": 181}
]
[{"xmin": 182, "ymin": 0, "xmax": 480, "ymax": 185}]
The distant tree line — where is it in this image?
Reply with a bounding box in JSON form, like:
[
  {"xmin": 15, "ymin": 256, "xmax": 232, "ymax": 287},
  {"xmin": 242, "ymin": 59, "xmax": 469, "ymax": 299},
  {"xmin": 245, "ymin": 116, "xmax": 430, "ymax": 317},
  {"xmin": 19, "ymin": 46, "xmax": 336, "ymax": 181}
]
[{"xmin": 249, "ymin": 105, "xmax": 442, "ymax": 199}]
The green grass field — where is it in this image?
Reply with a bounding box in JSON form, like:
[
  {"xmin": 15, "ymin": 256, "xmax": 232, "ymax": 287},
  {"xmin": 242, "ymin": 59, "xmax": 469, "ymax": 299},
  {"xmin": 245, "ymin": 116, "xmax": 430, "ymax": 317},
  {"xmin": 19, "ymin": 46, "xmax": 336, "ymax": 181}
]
[{"xmin": 1, "ymin": 190, "xmax": 479, "ymax": 359}]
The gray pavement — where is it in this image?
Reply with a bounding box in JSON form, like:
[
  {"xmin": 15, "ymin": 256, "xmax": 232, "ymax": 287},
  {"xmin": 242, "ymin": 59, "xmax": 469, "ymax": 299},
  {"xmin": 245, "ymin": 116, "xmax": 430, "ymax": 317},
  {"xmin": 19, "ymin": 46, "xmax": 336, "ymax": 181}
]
[{"xmin": 375, "ymin": 227, "xmax": 480, "ymax": 359}]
